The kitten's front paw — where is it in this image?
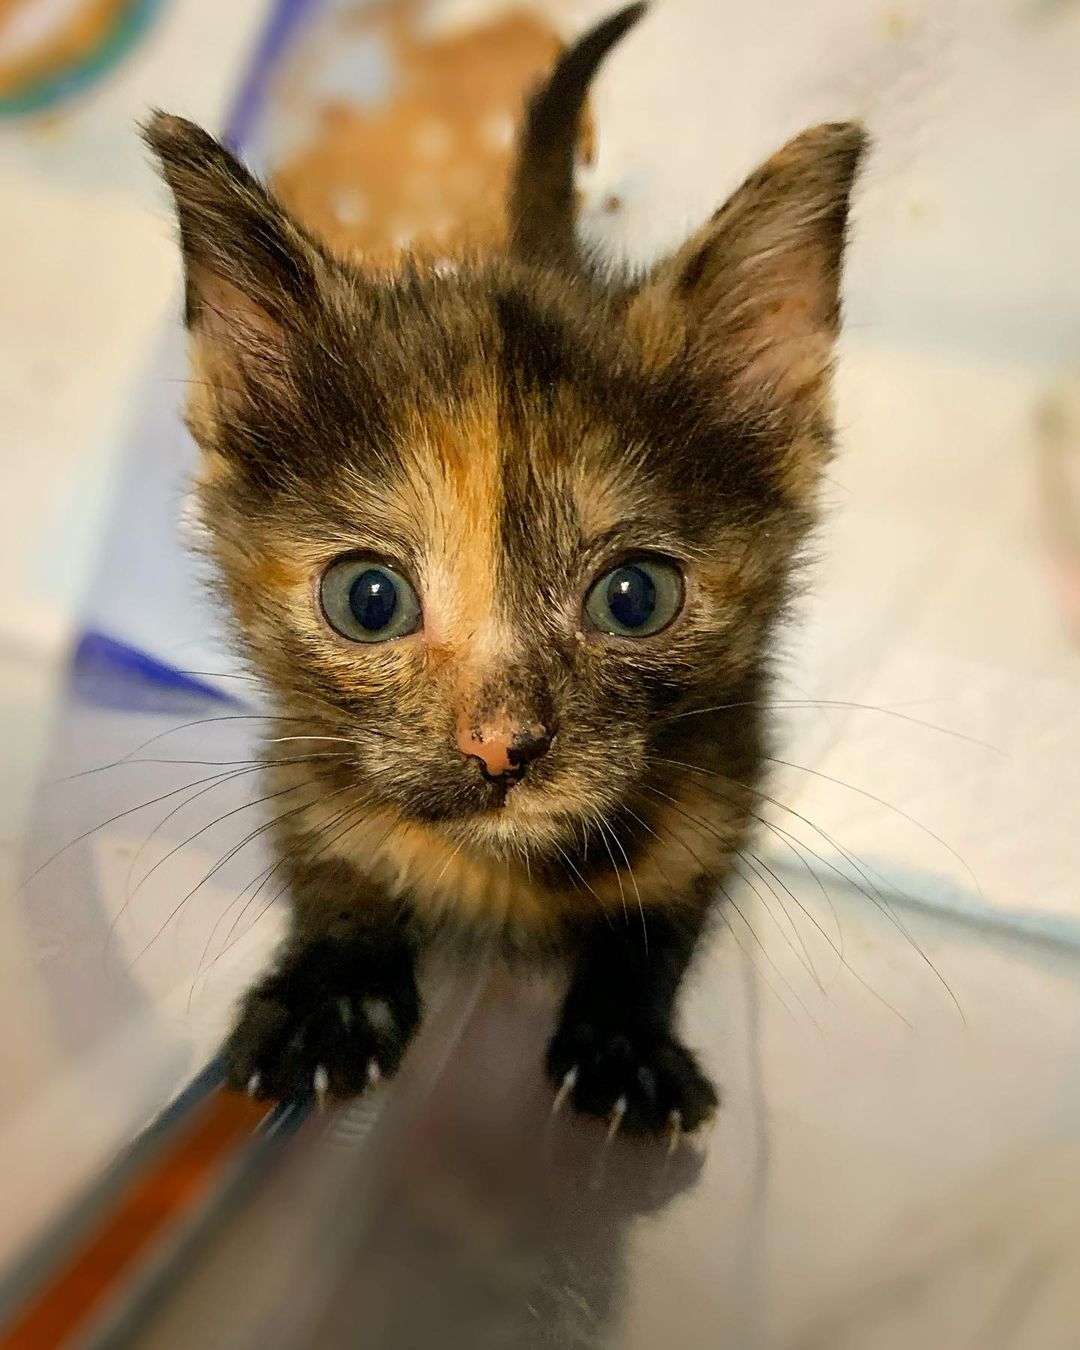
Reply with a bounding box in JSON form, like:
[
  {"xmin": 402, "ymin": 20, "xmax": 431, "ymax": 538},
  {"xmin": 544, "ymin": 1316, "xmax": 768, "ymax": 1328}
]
[
  {"xmin": 546, "ymin": 1020, "xmax": 718, "ymax": 1139},
  {"xmin": 225, "ymin": 974, "xmax": 418, "ymax": 1104}
]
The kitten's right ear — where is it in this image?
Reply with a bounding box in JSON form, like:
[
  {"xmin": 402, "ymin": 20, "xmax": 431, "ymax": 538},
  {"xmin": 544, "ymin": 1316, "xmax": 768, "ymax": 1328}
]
[
  {"xmin": 626, "ymin": 122, "xmax": 866, "ymax": 417},
  {"xmin": 143, "ymin": 113, "xmax": 328, "ymax": 380}
]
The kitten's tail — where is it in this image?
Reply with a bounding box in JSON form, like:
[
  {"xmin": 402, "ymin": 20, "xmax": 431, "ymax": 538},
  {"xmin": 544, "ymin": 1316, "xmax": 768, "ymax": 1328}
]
[{"xmin": 507, "ymin": 2, "xmax": 646, "ymax": 274}]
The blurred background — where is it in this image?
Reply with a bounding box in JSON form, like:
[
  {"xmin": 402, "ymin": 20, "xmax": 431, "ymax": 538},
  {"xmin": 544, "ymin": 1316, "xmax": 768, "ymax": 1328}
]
[
  {"xmin": 1, "ymin": 1, "xmax": 1079, "ymax": 1345},
  {"xmin": 0, "ymin": 0, "xmax": 271, "ymax": 873}
]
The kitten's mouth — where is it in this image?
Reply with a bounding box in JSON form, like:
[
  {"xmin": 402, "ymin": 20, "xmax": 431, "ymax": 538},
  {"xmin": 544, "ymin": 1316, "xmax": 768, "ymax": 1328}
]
[
  {"xmin": 398, "ymin": 772, "xmax": 528, "ymax": 825},
  {"xmin": 470, "ymin": 779, "xmax": 572, "ymax": 835},
  {"xmin": 421, "ymin": 776, "xmax": 548, "ymax": 829},
  {"xmin": 477, "ymin": 768, "xmax": 527, "ymax": 810},
  {"xmin": 389, "ymin": 754, "xmax": 577, "ymax": 832},
  {"xmin": 454, "ymin": 786, "xmax": 518, "ymax": 822}
]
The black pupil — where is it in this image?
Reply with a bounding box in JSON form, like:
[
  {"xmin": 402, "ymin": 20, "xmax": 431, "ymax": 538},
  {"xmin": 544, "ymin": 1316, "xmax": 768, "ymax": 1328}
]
[
  {"xmin": 349, "ymin": 569, "xmax": 398, "ymax": 631},
  {"xmin": 606, "ymin": 565, "xmax": 656, "ymax": 630}
]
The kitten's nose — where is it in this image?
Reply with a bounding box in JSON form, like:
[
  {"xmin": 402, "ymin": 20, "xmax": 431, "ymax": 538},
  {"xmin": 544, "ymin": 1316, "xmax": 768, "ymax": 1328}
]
[{"xmin": 456, "ymin": 716, "xmax": 552, "ymax": 780}]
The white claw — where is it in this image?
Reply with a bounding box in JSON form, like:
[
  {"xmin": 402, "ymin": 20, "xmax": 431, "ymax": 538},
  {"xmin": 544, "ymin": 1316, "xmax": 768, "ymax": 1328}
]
[
  {"xmin": 366, "ymin": 1058, "xmax": 382, "ymax": 1087},
  {"xmin": 666, "ymin": 1108, "xmax": 683, "ymax": 1156},
  {"xmin": 246, "ymin": 1072, "xmax": 261, "ymax": 1098},
  {"xmin": 313, "ymin": 1064, "xmax": 330, "ymax": 1110},
  {"xmin": 606, "ymin": 1095, "xmax": 628, "ymax": 1144},
  {"xmin": 551, "ymin": 1066, "xmax": 578, "ymax": 1116}
]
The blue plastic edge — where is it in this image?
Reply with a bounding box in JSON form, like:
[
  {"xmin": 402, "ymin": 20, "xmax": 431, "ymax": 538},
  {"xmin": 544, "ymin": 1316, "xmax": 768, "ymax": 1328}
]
[
  {"xmin": 71, "ymin": 633, "xmax": 238, "ymax": 704},
  {"xmin": 224, "ymin": 0, "xmax": 324, "ymax": 151}
]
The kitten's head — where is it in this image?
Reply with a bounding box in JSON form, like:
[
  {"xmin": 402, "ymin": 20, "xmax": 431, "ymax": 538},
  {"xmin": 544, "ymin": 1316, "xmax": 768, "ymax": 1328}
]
[{"xmin": 146, "ymin": 7, "xmax": 864, "ymax": 863}]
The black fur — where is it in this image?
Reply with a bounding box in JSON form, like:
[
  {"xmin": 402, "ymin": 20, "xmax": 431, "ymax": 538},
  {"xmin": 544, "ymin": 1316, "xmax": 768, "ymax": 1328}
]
[{"xmin": 549, "ymin": 903, "xmax": 718, "ymax": 1133}]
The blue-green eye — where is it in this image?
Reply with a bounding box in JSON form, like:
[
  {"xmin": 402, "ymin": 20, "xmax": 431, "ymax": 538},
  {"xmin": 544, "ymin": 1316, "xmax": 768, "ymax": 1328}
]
[
  {"xmin": 584, "ymin": 558, "xmax": 684, "ymax": 637},
  {"xmin": 320, "ymin": 558, "xmax": 422, "ymax": 643}
]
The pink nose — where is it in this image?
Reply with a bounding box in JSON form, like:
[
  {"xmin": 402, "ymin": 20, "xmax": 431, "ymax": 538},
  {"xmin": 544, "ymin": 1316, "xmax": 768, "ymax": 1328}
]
[{"xmin": 456, "ymin": 716, "xmax": 552, "ymax": 780}]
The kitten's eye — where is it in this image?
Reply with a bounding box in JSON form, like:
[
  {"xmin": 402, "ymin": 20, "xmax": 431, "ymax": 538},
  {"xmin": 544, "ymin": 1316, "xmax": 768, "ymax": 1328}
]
[
  {"xmin": 584, "ymin": 558, "xmax": 684, "ymax": 638},
  {"xmin": 320, "ymin": 558, "xmax": 422, "ymax": 643}
]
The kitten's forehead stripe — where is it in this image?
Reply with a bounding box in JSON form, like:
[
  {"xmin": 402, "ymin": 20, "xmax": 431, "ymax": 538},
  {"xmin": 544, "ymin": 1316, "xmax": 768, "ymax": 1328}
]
[{"xmin": 402, "ymin": 397, "xmax": 502, "ymax": 665}]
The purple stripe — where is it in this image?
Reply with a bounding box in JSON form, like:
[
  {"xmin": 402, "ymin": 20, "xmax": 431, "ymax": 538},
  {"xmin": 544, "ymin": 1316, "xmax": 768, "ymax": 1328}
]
[
  {"xmin": 224, "ymin": 0, "xmax": 324, "ymax": 152},
  {"xmin": 72, "ymin": 634, "xmax": 239, "ymax": 706}
]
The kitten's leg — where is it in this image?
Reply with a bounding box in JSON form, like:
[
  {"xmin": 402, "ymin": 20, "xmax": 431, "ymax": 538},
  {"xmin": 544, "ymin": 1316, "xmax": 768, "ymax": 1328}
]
[
  {"xmin": 223, "ymin": 862, "xmax": 420, "ymax": 1103},
  {"xmin": 547, "ymin": 905, "xmax": 717, "ymax": 1137}
]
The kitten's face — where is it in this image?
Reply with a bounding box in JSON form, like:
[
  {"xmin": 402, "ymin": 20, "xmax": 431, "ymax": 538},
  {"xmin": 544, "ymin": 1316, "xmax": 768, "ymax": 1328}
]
[{"xmin": 148, "ymin": 114, "xmax": 862, "ymax": 861}]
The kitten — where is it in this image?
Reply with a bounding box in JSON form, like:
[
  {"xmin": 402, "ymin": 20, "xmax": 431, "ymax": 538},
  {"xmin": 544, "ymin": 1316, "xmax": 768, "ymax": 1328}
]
[{"xmin": 146, "ymin": 2, "xmax": 865, "ymax": 1137}]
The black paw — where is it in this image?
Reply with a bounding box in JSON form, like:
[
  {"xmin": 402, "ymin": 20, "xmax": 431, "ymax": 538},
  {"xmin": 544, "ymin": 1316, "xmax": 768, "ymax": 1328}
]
[
  {"xmin": 546, "ymin": 1020, "xmax": 718, "ymax": 1137},
  {"xmin": 223, "ymin": 939, "xmax": 420, "ymax": 1103}
]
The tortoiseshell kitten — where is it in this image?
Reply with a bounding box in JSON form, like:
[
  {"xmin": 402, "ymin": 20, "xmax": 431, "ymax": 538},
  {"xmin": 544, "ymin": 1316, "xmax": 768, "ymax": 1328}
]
[{"xmin": 147, "ymin": 4, "xmax": 865, "ymax": 1137}]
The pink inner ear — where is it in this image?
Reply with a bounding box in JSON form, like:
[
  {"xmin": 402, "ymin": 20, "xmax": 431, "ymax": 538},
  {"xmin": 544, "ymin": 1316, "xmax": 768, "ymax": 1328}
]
[
  {"xmin": 196, "ymin": 272, "xmax": 281, "ymax": 353},
  {"xmin": 632, "ymin": 123, "xmax": 864, "ymax": 404},
  {"xmin": 716, "ymin": 238, "xmax": 838, "ymax": 401},
  {"xmin": 190, "ymin": 270, "xmax": 290, "ymax": 401},
  {"xmin": 739, "ymin": 302, "xmax": 833, "ymax": 401}
]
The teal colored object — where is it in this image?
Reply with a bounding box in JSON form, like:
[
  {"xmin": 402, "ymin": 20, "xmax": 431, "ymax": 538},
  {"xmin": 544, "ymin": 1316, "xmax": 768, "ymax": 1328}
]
[{"xmin": 0, "ymin": 0, "xmax": 165, "ymax": 117}]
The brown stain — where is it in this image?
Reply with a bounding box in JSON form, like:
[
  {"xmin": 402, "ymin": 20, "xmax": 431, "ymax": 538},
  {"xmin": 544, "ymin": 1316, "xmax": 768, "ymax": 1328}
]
[
  {"xmin": 884, "ymin": 8, "xmax": 910, "ymax": 41},
  {"xmin": 908, "ymin": 197, "xmax": 931, "ymax": 225},
  {"xmin": 270, "ymin": 4, "xmax": 562, "ymax": 266}
]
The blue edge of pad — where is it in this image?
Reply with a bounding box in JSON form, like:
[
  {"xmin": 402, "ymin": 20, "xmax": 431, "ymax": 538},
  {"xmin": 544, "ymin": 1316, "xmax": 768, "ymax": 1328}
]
[
  {"xmin": 71, "ymin": 633, "xmax": 238, "ymax": 706},
  {"xmin": 76, "ymin": 0, "xmax": 322, "ymax": 709}
]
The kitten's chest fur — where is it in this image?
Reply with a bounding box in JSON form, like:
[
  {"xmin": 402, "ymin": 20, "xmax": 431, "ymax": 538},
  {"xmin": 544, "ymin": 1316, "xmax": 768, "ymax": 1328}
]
[{"xmin": 270, "ymin": 759, "xmax": 747, "ymax": 945}]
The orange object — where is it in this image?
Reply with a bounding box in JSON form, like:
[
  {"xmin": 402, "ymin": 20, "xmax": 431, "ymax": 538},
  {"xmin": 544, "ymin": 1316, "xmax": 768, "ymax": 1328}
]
[
  {"xmin": 270, "ymin": 3, "xmax": 563, "ymax": 265},
  {"xmin": 0, "ymin": 1089, "xmax": 267, "ymax": 1350}
]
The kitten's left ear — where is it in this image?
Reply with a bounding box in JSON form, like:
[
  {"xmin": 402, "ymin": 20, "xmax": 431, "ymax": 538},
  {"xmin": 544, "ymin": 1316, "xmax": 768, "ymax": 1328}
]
[
  {"xmin": 143, "ymin": 113, "xmax": 333, "ymax": 384},
  {"xmin": 627, "ymin": 122, "xmax": 867, "ymax": 414}
]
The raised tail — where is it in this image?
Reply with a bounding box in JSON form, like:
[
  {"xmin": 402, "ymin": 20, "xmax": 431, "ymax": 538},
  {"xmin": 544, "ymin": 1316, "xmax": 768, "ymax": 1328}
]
[{"xmin": 507, "ymin": 2, "xmax": 646, "ymax": 273}]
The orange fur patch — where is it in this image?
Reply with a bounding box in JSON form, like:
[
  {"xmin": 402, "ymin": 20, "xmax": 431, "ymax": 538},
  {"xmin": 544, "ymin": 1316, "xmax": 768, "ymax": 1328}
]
[
  {"xmin": 399, "ymin": 396, "xmax": 504, "ymax": 675},
  {"xmin": 625, "ymin": 287, "xmax": 688, "ymax": 374},
  {"xmin": 291, "ymin": 785, "xmax": 738, "ymax": 939}
]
